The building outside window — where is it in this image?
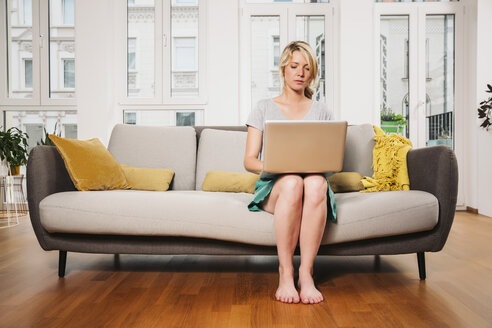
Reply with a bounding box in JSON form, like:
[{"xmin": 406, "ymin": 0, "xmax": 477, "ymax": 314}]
[
  {"xmin": 24, "ymin": 59, "xmax": 32, "ymax": 88},
  {"xmin": 23, "ymin": 0, "xmax": 32, "ymax": 25},
  {"xmin": 64, "ymin": 59, "xmax": 75, "ymax": 88},
  {"xmin": 62, "ymin": 0, "xmax": 74, "ymax": 25}
]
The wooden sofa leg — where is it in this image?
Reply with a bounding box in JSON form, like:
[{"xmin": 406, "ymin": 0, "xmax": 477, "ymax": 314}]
[
  {"xmin": 417, "ymin": 252, "xmax": 426, "ymax": 280},
  {"xmin": 59, "ymin": 251, "xmax": 67, "ymax": 278}
]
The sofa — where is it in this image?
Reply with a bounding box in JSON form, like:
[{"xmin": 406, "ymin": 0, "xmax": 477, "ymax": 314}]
[{"xmin": 27, "ymin": 124, "xmax": 458, "ymax": 279}]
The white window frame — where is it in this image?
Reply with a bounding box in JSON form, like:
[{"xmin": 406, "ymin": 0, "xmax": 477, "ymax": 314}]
[
  {"xmin": 374, "ymin": 1, "xmax": 464, "ymax": 206},
  {"xmin": 116, "ymin": 0, "xmax": 207, "ymax": 108},
  {"xmin": 239, "ymin": 1, "xmax": 337, "ymax": 124},
  {"xmin": 0, "ymin": 0, "xmax": 76, "ymax": 109}
]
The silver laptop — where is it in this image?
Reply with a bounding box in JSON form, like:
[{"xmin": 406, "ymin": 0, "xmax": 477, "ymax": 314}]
[{"xmin": 261, "ymin": 120, "xmax": 347, "ymax": 179}]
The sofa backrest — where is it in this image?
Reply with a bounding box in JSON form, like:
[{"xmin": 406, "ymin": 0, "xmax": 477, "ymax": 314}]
[
  {"xmin": 108, "ymin": 124, "xmax": 197, "ymax": 190},
  {"xmin": 342, "ymin": 124, "xmax": 375, "ymax": 177},
  {"xmin": 195, "ymin": 128, "xmax": 250, "ymax": 190},
  {"xmin": 194, "ymin": 124, "xmax": 375, "ymax": 190}
]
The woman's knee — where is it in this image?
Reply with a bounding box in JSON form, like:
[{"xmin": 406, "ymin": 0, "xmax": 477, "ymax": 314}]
[
  {"xmin": 277, "ymin": 175, "xmax": 304, "ymax": 204},
  {"xmin": 303, "ymin": 175, "xmax": 328, "ymax": 205}
]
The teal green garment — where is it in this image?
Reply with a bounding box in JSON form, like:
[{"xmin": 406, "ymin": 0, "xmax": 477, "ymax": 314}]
[{"xmin": 247, "ymin": 173, "xmax": 337, "ymax": 222}]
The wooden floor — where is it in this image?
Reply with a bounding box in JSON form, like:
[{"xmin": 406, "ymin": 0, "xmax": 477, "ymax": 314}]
[{"xmin": 0, "ymin": 212, "xmax": 491, "ymax": 328}]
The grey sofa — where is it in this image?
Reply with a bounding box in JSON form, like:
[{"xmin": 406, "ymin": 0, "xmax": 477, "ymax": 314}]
[{"xmin": 27, "ymin": 124, "xmax": 458, "ymax": 279}]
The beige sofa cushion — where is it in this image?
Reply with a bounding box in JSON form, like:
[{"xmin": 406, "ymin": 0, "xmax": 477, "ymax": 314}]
[
  {"xmin": 40, "ymin": 190, "xmax": 438, "ymax": 247},
  {"xmin": 108, "ymin": 124, "xmax": 196, "ymax": 190},
  {"xmin": 195, "ymin": 129, "xmax": 250, "ymax": 190},
  {"xmin": 342, "ymin": 124, "xmax": 375, "ymax": 177}
]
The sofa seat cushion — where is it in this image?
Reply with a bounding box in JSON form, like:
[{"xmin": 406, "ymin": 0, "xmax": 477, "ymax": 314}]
[{"xmin": 39, "ymin": 190, "xmax": 438, "ymax": 247}]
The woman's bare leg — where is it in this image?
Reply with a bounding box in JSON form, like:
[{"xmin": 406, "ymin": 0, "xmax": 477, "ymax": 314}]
[
  {"xmin": 298, "ymin": 174, "xmax": 328, "ymax": 304},
  {"xmin": 262, "ymin": 174, "xmax": 303, "ymax": 304}
]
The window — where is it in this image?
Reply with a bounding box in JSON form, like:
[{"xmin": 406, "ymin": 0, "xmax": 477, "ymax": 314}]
[
  {"xmin": 171, "ymin": 1, "xmax": 199, "ymax": 98},
  {"xmin": 63, "ymin": 0, "xmax": 74, "ymax": 25},
  {"xmin": 173, "ymin": 38, "xmax": 196, "ymax": 71},
  {"xmin": 1, "ymin": 0, "xmax": 77, "ymax": 104},
  {"xmin": 4, "ymin": 0, "xmax": 33, "ymax": 99},
  {"xmin": 127, "ymin": 1, "xmax": 155, "ymax": 98},
  {"xmin": 176, "ymin": 112, "xmax": 195, "ymax": 126},
  {"xmin": 63, "ymin": 123, "xmax": 77, "ymax": 139},
  {"xmin": 124, "ymin": 112, "xmax": 137, "ymax": 125},
  {"xmin": 122, "ymin": 0, "xmax": 205, "ymax": 102},
  {"xmin": 50, "ymin": 0, "xmax": 76, "ymax": 99},
  {"xmin": 376, "ymin": 0, "xmax": 458, "ymax": 2},
  {"xmin": 25, "ymin": 59, "xmax": 33, "ymax": 89},
  {"xmin": 128, "ymin": 38, "xmax": 136, "ymax": 71},
  {"xmin": 64, "ymin": 59, "xmax": 75, "ymax": 88},
  {"xmin": 273, "ymin": 36, "xmax": 280, "ymax": 68},
  {"xmin": 24, "ymin": 123, "xmax": 44, "ymax": 153},
  {"xmin": 176, "ymin": 0, "xmax": 197, "ymax": 4},
  {"xmin": 23, "ymin": 0, "xmax": 32, "ymax": 25},
  {"xmin": 2, "ymin": 110, "xmax": 77, "ymax": 152},
  {"xmin": 123, "ymin": 110, "xmax": 203, "ymax": 126}
]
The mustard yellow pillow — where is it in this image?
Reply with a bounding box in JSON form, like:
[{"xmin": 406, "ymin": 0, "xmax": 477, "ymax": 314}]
[
  {"xmin": 49, "ymin": 135, "xmax": 131, "ymax": 191},
  {"xmin": 202, "ymin": 171, "xmax": 260, "ymax": 194},
  {"xmin": 120, "ymin": 164, "xmax": 174, "ymax": 191},
  {"xmin": 327, "ymin": 172, "xmax": 364, "ymax": 193}
]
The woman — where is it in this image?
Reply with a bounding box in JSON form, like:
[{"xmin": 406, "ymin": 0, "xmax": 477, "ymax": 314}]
[{"xmin": 244, "ymin": 41, "xmax": 336, "ymax": 305}]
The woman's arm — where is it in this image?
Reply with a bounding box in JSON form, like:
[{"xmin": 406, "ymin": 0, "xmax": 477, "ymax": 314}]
[{"xmin": 244, "ymin": 126, "xmax": 264, "ymax": 175}]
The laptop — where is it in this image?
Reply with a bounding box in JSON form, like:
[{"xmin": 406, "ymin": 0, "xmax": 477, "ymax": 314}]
[{"xmin": 260, "ymin": 120, "xmax": 347, "ymax": 179}]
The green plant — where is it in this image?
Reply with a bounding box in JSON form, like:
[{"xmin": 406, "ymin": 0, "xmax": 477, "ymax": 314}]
[
  {"xmin": 38, "ymin": 123, "xmax": 60, "ymax": 146},
  {"xmin": 478, "ymin": 84, "xmax": 492, "ymax": 130},
  {"xmin": 380, "ymin": 107, "xmax": 407, "ymax": 125},
  {"xmin": 0, "ymin": 127, "xmax": 29, "ymax": 167}
]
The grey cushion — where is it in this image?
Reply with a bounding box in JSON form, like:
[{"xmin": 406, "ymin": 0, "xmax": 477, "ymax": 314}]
[
  {"xmin": 39, "ymin": 190, "xmax": 438, "ymax": 247},
  {"xmin": 108, "ymin": 124, "xmax": 196, "ymax": 190},
  {"xmin": 195, "ymin": 129, "xmax": 250, "ymax": 190},
  {"xmin": 343, "ymin": 124, "xmax": 375, "ymax": 177}
]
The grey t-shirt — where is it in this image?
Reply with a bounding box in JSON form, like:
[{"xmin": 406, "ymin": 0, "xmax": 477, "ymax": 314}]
[{"xmin": 246, "ymin": 98, "xmax": 334, "ymax": 161}]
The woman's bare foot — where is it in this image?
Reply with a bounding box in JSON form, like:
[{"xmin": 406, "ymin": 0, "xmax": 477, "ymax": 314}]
[
  {"xmin": 298, "ymin": 269, "xmax": 323, "ymax": 304},
  {"xmin": 275, "ymin": 267, "xmax": 300, "ymax": 303}
]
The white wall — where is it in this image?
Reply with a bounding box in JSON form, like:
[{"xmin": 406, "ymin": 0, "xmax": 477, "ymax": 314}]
[
  {"xmin": 203, "ymin": 0, "xmax": 239, "ymax": 125},
  {"xmin": 75, "ymin": 0, "xmax": 117, "ymax": 144},
  {"xmin": 476, "ymin": 0, "xmax": 492, "ymax": 217},
  {"xmin": 463, "ymin": 0, "xmax": 478, "ymax": 210},
  {"xmin": 338, "ymin": 0, "xmax": 375, "ymax": 125}
]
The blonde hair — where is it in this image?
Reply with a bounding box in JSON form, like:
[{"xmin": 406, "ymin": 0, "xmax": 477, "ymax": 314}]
[{"xmin": 278, "ymin": 41, "xmax": 319, "ymax": 99}]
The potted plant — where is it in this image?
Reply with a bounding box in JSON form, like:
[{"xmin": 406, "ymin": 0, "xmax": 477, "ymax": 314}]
[
  {"xmin": 478, "ymin": 84, "xmax": 492, "ymax": 130},
  {"xmin": 380, "ymin": 107, "xmax": 407, "ymax": 134},
  {"xmin": 0, "ymin": 127, "xmax": 29, "ymax": 176},
  {"xmin": 38, "ymin": 123, "xmax": 60, "ymax": 146}
]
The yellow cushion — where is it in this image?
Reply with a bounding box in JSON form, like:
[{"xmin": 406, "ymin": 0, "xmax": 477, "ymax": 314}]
[
  {"xmin": 327, "ymin": 172, "xmax": 364, "ymax": 193},
  {"xmin": 49, "ymin": 135, "xmax": 131, "ymax": 191},
  {"xmin": 202, "ymin": 171, "xmax": 260, "ymax": 194},
  {"xmin": 120, "ymin": 164, "xmax": 174, "ymax": 191}
]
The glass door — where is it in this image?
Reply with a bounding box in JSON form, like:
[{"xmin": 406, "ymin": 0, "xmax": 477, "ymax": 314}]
[
  {"xmin": 376, "ymin": 2, "xmax": 464, "ymax": 206},
  {"xmin": 240, "ymin": 2, "xmax": 334, "ymax": 124},
  {"xmin": 377, "ymin": 3, "xmax": 462, "ymax": 151}
]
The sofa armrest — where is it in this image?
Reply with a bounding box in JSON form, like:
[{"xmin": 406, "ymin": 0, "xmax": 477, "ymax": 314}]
[
  {"xmin": 407, "ymin": 145, "xmax": 458, "ymax": 251},
  {"xmin": 27, "ymin": 146, "xmax": 76, "ymax": 250}
]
